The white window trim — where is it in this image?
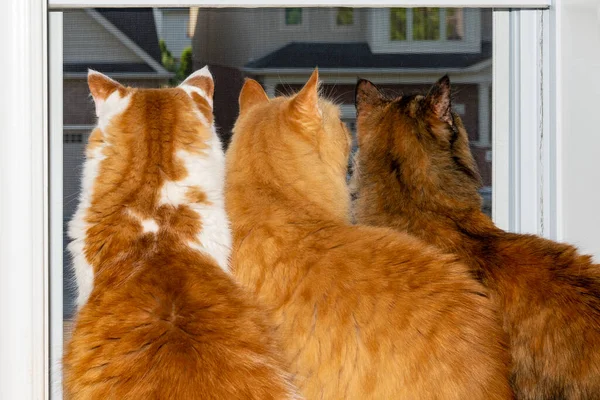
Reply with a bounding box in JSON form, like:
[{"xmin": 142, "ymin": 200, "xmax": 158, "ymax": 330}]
[
  {"xmin": 0, "ymin": 0, "xmax": 48, "ymax": 399},
  {"xmin": 369, "ymin": 8, "xmax": 482, "ymax": 54},
  {"xmin": 49, "ymin": 12, "xmax": 64, "ymax": 400},
  {"xmin": 492, "ymin": 8, "xmax": 557, "ymax": 239},
  {"xmin": 1, "ymin": 1, "xmax": 555, "ymax": 399},
  {"xmin": 492, "ymin": 10, "xmax": 511, "ymax": 230},
  {"xmin": 49, "ymin": 1, "xmax": 551, "ymax": 8}
]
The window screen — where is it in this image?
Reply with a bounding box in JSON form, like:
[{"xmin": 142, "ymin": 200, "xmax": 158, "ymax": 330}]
[{"xmin": 62, "ymin": 6, "xmax": 493, "ymax": 326}]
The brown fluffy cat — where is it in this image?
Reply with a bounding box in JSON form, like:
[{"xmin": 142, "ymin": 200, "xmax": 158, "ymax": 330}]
[
  {"xmin": 225, "ymin": 69, "xmax": 514, "ymax": 399},
  {"xmin": 352, "ymin": 76, "xmax": 600, "ymax": 400},
  {"xmin": 63, "ymin": 68, "xmax": 297, "ymax": 399}
]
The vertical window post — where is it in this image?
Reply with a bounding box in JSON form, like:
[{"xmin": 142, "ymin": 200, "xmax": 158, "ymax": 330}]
[{"xmin": 0, "ymin": 0, "xmax": 49, "ymax": 397}]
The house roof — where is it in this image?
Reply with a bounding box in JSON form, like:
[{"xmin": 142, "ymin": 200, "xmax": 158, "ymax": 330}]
[
  {"xmin": 64, "ymin": 8, "xmax": 168, "ymax": 76},
  {"xmin": 245, "ymin": 42, "xmax": 492, "ymax": 71},
  {"xmin": 97, "ymin": 8, "xmax": 162, "ymax": 65}
]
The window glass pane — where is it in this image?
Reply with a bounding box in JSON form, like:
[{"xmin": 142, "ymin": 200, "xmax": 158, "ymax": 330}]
[
  {"xmin": 446, "ymin": 8, "xmax": 465, "ymax": 40},
  {"xmin": 336, "ymin": 8, "xmax": 354, "ymax": 26},
  {"xmin": 285, "ymin": 8, "xmax": 302, "ymax": 25},
  {"xmin": 413, "ymin": 8, "xmax": 440, "ymax": 40},
  {"xmin": 390, "ymin": 8, "xmax": 407, "ymax": 41},
  {"xmin": 60, "ymin": 4, "xmax": 493, "ymax": 366}
]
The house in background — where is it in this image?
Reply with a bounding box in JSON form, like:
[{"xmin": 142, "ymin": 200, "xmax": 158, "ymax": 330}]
[
  {"xmin": 153, "ymin": 7, "xmax": 195, "ymax": 60},
  {"xmin": 192, "ymin": 7, "xmax": 492, "ymax": 189},
  {"xmin": 62, "ymin": 8, "xmax": 172, "ymax": 317}
]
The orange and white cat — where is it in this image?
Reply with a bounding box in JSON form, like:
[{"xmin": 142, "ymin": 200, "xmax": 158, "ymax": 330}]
[
  {"xmin": 225, "ymin": 69, "xmax": 513, "ymax": 399},
  {"xmin": 352, "ymin": 76, "xmax": 600, "ymax": 399},
  {"xmin": 63, "ymin": 68, "xmax": 297, "ymax": 399}
]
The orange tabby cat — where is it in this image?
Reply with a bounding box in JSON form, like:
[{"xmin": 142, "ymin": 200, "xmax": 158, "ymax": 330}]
[
  {"xmin": 225, "ymin": 69, "xmax": 513, "ymax": 399},
  {"xmin": 352, "ymin": 76, "xmax": 600, "ymax": 399},
  {"xmin": 63, "ymin": 68, "xmax": 297, "ymax": 399}
]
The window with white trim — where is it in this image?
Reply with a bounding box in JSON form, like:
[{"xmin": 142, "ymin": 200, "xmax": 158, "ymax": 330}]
[
  {"xmin": 29, "ymin": 3, "xmax": 558, "ymax": 399},
  {"xmin": 0, "ymin": 0, "xmax": 563, "ymax": 398},
  {"xmin": 388, "ymin": 8, "xmax": 465, "ymax": 42},
  {"xmin": 370, "ymin": 8, "xmax": 481, "ymax": 54}
]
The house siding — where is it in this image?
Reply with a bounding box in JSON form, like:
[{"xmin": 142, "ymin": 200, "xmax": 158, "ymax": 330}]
[
  {"xmin": 193, "ymin": 8, "xmax": 491, "ymax": 69},
  {"xmin": 64, "ymin": 10, "xmax": 145, "ymax": 64},
  {"xmin": 190, "ymin": 7, "xmax": 493, "ymax": 187},
  {"xmin": 193, "ymin": 8, "xmax": 368, "ymax": 68}
]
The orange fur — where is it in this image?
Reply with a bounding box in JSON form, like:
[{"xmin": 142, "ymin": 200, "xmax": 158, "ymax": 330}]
[
  {"xmin": 226, "ymin": 70, "xmax": 513, "ymax": 399},
  {"xmin": 352, "ymin": 77, "xmax": 600, "ymax": 399},
  {"xmin": 63, "ymin": 70, "xmax": 296, "ymax": 399}
]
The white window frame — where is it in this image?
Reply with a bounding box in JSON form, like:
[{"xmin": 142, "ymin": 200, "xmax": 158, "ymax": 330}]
[
  {"xmin": 492, "ymin": 8, "xmax": 557, "ymax": 238},
  {"xmin": 0, "ymin": 1, "xmax": 555, "ymax": 399},
  {"xmin": 369, "ymin": 8, "xmax": 482, "ymax": 54}
]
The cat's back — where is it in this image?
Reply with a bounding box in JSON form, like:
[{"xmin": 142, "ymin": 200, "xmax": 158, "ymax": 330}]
[
  {"xmin": 321, "ymin": 224, "xmax": 514, "ymax": 399},
  {"xmin": 483, "ymin": 232, "xmax": 600, "ymax": 399},
  {"xmin": 237, "ymin": 221, "xmax": 513, "ymax": 399},
  {"xmin": 486, "ymin": 232, "xmax": 600, "ymax": 311},
  {"xmin": 64, "ymin": 246, "xmax": 294, "ymax": 400}
]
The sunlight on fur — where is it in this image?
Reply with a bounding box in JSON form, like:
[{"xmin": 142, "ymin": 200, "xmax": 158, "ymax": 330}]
[
  {"xmin": 63, "ymin": 68, "xmax": 297, "ymax": 399},
  {"xmin": 353, "ymin": 76, "xmax": 600, "ymax": 400},
  {"xmin": 225, "ymin": 69, "xmax": 513, "ymax": 399}
]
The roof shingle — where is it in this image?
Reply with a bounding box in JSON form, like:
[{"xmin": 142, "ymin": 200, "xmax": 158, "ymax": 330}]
[{"xmin": 246, "ymin": 42, "xmax": 492, "ymax": 70}]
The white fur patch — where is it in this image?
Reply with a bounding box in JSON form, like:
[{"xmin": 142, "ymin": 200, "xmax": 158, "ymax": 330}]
[
  {"xmin": 126, "ymin": 209, "xmax": 160, "ymax": 234},
  {"xmin": 68, "ymin": 143, "xmax": 105, "ymax": 308},
  {"xmin": 141, "ymin": 218, "xmax": 159, "ymax": 234},
  {"xmin": 180, "ymin": 85, "xmax": 213, "ymax": 108},
  {"xmin": 179, "ymin": 66, "xmax": 214, "ymax": 109},
  {"xmin": 67, "ymin": 90, "xmax": 131, "ymax": 309},
  {"xmin": 97, "ymin": 91, "xmax": 131, "ymax": 132},
  {"xmin": 158, "ymin": 128, "xmax": 232, "ymax": 272}
]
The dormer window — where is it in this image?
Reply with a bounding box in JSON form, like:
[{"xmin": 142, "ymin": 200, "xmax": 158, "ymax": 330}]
[{"xmin": 370, "ymin": 8, "xmax": 480, "ymax": 54}]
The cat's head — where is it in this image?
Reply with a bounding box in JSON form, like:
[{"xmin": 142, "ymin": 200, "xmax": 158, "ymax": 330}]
[
  {"xmin": 228, "ymin": 69, "xmax": 352, "ymax": 220},
  {"xmin": 83, "ymin": 67, "xmax": 223, "ymax": 214},
  {"xmin": 353, "ymin": 76, "xmax": 482, "ymax": 212}
]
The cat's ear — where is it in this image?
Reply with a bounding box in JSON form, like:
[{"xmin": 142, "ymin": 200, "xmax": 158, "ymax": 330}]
[
  {"xmin": 239, "ymin": 79, "xmax": 269, "ymax": 115},
  {"xmin": 426, "ymin": 75, "xmax": 452, "ymax": 125},
  {"xmin": 355, "ymin": 79, "xmax": 383, "ymax": 116},
  {"xmin": 290, "ymin": 68, "xmax": 321, "ymax": 130},
  {"xmin": 88, "ymin": 70, "xmax": 123, "ymax": 117},
  {"xmin": 180, "ymin": 66, "xmax": 215, "ymax": 126},
  {"xmin": 180, "ymin": 66, "xmax": 214, "ymax": 100}
]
